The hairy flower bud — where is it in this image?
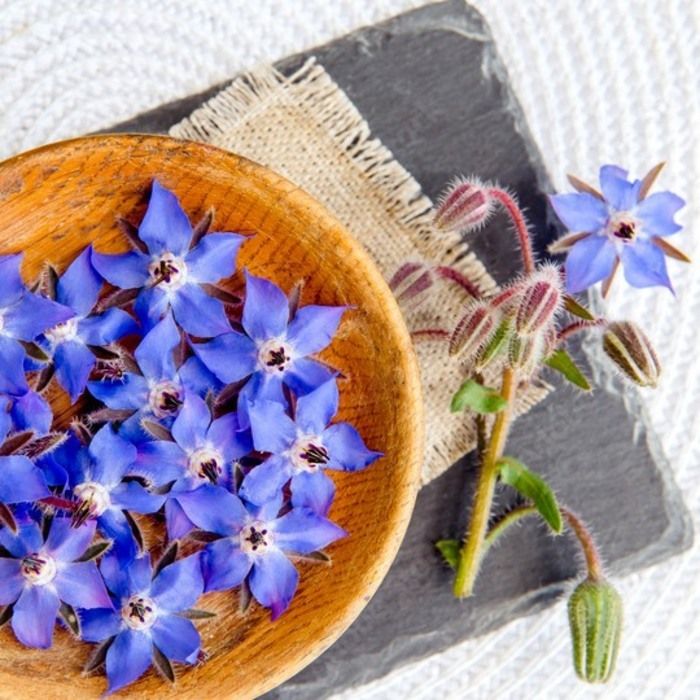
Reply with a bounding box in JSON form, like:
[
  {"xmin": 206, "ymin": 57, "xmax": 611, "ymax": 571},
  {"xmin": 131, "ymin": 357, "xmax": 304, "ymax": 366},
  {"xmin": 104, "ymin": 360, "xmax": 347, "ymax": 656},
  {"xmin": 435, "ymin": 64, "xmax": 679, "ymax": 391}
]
[
  {"xmin": 435, "ymin": 177, "xmax": 493, "ymax": 233},
  {"xmin": 603, "ymin": 321, "xmax": 660, "ymax": 388},
  {"xmin": 515, "ymin": 265, "xmax": 562, "ymax": 335},
  {"xmin": 507, "ymin": 332, "xmax": 544, "ymax": 373},
  {"xmin": 449, "ymin": 302, "xmax": 497, "ymax": 358},
  {"xmin": 389, "ymin": 261, "xmax": 434, "ymax": 308},
  {"xmin": 568, "ymin": 578, "xmax": 623, "ymax": 683}
]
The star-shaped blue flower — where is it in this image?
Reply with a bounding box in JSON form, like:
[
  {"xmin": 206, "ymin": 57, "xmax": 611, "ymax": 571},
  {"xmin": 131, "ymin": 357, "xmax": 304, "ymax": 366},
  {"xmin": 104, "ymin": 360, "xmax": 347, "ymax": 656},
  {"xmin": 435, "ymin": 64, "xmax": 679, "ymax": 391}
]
[
  {"xmin": 192, "ymin": 271, "xmax": 345, "ymax": 422},
  {"xmin": 240, "ymin": 379, "xmax": 381, "ymax": 514},
  {"xmin": 79, "ymin": 553, "xmax": 204, "ymax": 694},
  {"xmin": 549, "ymin": 164, "xmax": 686, "ymax": 293},
  {"xmin": 199, "ymin": 493, "xmax": 345, "ymax": 620},
  {"xmin": 0, "ymin": 254, "xmax": 74, "ymax": 395},
  {"xmin": 92, "ymin": 181, "xmax": 244, "ymax": 338},
  {"xmin": 40, "ymin": 246, "xmax": 138, "ymax": 403},
  {"xmin": 0, "ymin": 517, "xmax": 111, "ymax": 648}
]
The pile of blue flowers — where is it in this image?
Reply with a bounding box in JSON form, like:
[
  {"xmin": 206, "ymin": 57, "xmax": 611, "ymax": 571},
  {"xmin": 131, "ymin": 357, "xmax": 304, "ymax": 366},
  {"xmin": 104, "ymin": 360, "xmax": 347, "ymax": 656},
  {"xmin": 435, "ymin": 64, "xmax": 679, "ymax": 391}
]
[{"xmin": 0, "ymin": 181, "xmax": 380, "ymax": 694}]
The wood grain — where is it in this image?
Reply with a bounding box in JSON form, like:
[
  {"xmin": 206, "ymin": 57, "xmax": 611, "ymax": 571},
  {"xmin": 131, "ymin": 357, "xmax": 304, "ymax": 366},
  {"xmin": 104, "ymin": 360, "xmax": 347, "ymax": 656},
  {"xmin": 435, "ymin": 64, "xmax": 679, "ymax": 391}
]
[{"xmin": 0, "ymin": 134, "xmax": 423, "ymax": 698}]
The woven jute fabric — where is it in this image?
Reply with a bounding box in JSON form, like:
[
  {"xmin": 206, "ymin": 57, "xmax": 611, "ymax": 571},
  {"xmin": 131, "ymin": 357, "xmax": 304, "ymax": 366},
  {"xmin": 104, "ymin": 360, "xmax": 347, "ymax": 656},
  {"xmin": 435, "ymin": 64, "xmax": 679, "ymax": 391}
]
[{"xmin": 171, "ymin": 59, "xmax": 545, "ymax": 484}]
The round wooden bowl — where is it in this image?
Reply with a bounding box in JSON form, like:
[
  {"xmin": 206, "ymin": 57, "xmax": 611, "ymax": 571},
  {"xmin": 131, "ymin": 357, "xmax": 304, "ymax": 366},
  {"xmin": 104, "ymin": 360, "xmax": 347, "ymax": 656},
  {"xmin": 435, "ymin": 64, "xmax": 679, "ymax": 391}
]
[{"xmin": 0, "ymin": 135, "xmax": 423, "ymax": 698}]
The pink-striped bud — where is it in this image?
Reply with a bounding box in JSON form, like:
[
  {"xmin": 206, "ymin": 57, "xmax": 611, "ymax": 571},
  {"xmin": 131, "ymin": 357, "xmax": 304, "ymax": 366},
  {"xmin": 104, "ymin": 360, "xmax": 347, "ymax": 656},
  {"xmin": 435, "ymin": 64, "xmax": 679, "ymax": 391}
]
[
  {"xmin": 603, "ymin": 321, "xmax": 660, "ymax": 388},
  {"xmin": 449, "ymin": 301, "xmax": 498, "ymax": 358},
  {"xmin": 435, "ymin": 177, "xmax": 493, "ymax": 233},
  {"xmin": 515, "ymin": 265, "xmax": 563, "ymax": 335},
  {"xmin": 389, "ymin": 261, "xmax": 434, "ymax": 308},
  {"xmin": 508, "ymin": 332, "xmax": 544, "ymax": 373}
]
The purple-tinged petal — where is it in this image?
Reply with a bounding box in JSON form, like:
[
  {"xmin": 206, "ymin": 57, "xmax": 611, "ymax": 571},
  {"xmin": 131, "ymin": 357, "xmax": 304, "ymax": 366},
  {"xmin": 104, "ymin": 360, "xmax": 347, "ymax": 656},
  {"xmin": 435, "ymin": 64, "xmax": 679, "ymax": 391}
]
[
  {"xmin": 239, "ymin": 455, "xmax": 292, "ymax": 506},
  {"xmin": 179, "ymin": 355, "xmax": 224, "ymax": 396},
  {"xmin": 0, "ymin": 521, "xmax": 42, "ymax": 558},
  {"xmin": 0, "ymin": 455, "xmax": 49, "ymax": 504},
  {"xmin": 0, "ymin": 558, "xmax": 23, "ymax": 604},
  {"xmin": 171, "ymin": 283, "xmax": 232, "ymax": 338},
  {"xmin": 202, "ymin": 538, "xmax": 252, "ymax": 592},
  {"xmin": 56, "ymin": 246, "xmax": 102, "ymax": 315},
  {"xmin": 54, "ymin": 561, "xmax": 113, "ymax": 609},
  {"xmin": 3, "ymin": 293, "xmax": 73, "ymax": 341},
  {"xmin": 134, "ymin": 440, "xmax": 187, "ymax": 485},
  {"xmin": 247, "ymin": 493, "xmax": 285, "ymax": 522},
  {"xmin": 323, "ymin": 423, "xmax": 382, "ymax": 471},
  {"xmin": 290, "ymin": 471, "xmax": 336, "ymax": 516},
  {"xmin": 175, "ymin": 484, "xmax": 248, "ymax": 537},
  {"xmin": 621, "ymin": 239, "xmax": 674, "ymax": 291},
  {"xmin": 272, "ymin": 508, "xmax": 345, "ymax": 554},
  {"xmin": 101, "ymin": 554, "xmax": 152, "ymax": 601},
  {"xmin": 134, "ymin": 285, "xmax": 170, "ymax": 332},
  {"xmin": 549, "ymin": 193, "xmax": 609, "ymax": 233},
  {"xmin": 11, "ymin": 585, "xmax": 60, "ymax": 648},
  {"xmin": 0, "ymin": 336, "xmax": 29, "ymax": 394},
  {"xmin": 287, "ymin": 305, "xmax": 346, "ymax": 356},
  {"xmin": 111, "ymin": 481, "xmax": 165, "ymax": 514},
  {"xmin": 242, "ymin": 272, "xmax": 289, "ymax": 341},
  {"xmin": 171, "ymin": 392, "xmax": 211, "ymax": 452},
  {"xmin": 45, "ymin": 518, "xmax": 96, "ymax": 561},
  {"xmin": 139, "ymin": 181, "xmax": 193, "ymax": 256},
  {"xmin": 207, "ymin": 412, "xmax": 252, "ymax": 462},
  {"xmin": 295, "ymin": 379, "xmax": 338, "ymax": 435},
  {"xmin": 134, "ymin": 313, "xmax": 180, "ymax": 381},
  {"xmin": 237, "ymin": 372, "xmax": 286, "ymax": 430},
  {"xmin": 248, "ymin": 400, "xmax": 296, "ymax": 454},
  {"xmin": 106, "ymin": 629, "xmax": 153, "ymax": 694},
  {"xmin": 191, "ymin": 332, "xmax": 257, "ymax": 384},
  {"xmin": 79, "ymin": 607, "xmax": 122, "ymax": 643},
  {"xmin": 92, "ymin": 250, "xmax": 150, "ymax": 289},
  {"xmin": 285, "ymin": 357, "xmax": 335, "ymax": 397},
  {"xmin": 54, "ymin": 339, "xmax": 95, "ymax": 403},
  {"xmin": 11, "ymin": 390, "xmax": 52, "ymax": 435},
  {"xmin": 248, "ymin": 550, "xmax": 298, "ymax": 620},
  {"xmin": 0, "ymin": 397, "xmax": 11, "ymax": 444},
  {"xmin": 185, "ymin": 233, "xmax": 244, "ymax": 284},
  {"xmin": 98, "ymin": 509, "xmax": 140, "ymax": 560},
  {"xmin": 87, "ymin": 373, "xmax": 149, "ymax": 410},
  {"xmin": 599, "ymin": 165, "xmax": 634, "ymax": 210},
  {"xmin": 636, "ymin": 191, "xmax": 685, "ymax": 237},
  {"xmin": 151, "ymin": 554, "xmax": 203, "ymax": 612},
  {"xmin": 564, "ymin": 235, "xmax": 617, "ymax": 294},
  {"xmin": 78, "ymin": 308, "xmax": 138, "ymax": 345},
  {"xmin": 89, "ymin": 424, "xmax": 138, "ymax": 486},
  {"xmin": 165, "ymin": 498, "xmax": 195, "ymax": 541},
  {"xmin": 152, "ymin": 614, "xmax": 200, "ymax": 663},
  {"xmin": 0, "ymin": 254, "xmax": 25, "ymax": 307}
]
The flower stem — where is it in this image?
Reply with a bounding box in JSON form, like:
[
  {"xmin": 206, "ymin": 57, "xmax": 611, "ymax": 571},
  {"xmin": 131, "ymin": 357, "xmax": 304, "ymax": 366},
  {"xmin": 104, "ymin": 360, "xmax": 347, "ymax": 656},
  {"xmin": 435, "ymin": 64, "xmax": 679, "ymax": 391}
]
[
  {"xmin": 483, "ymin": 504, "xmax": 537, "ymax": 551},
  {"xmin": 562, "ymin": 508, "xmax": 604, "ymax": 581},
  {"xmin": 488, "ymin": 188, "xmax": 535, "ymax": 274},
  {"xmin": 453, "ymin": 366, "xmax": 517, "ymax": 598}
]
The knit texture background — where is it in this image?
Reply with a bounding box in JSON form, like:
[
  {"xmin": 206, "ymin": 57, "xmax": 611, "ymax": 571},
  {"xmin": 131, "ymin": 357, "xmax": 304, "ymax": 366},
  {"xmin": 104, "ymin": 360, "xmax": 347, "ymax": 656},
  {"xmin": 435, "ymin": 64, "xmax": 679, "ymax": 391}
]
[{"xmin": 1, "ymin": 1, "xmax": 698, "ymax": 697}]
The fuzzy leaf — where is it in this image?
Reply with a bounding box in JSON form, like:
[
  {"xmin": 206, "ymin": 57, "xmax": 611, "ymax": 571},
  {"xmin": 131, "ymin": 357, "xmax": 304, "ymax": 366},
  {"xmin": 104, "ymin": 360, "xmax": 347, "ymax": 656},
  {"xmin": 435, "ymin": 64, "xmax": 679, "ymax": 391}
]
[
  {"xmin": 152, "ymin": 644, "xmax": 175, "ymax": 683},
  {"xmin": 563, "ymin": 294, "xmax": 596, "ymax": 321},
  {"xmin": 20, "ymin": 341, "xmax": 50, "ymax": 363},
  {"xmin": 451, "ymin": 379, "xmax": 508, "ymax": 414},
  {"xmin": 435, "ymin": 539, "xmax": 460, "ymax": 570},
  {"xmin": 76, "ymin": 540, "xmax": 112, "ymax": 563},
  {"xmin": 497, "ymin": 457, "xmax": 563, "ymax": 533},
  {"xmin": 140, "ymin": 419, "xmax": 174, "ymax": 442},
  {"xmin": 19, "ymin": 431, "xmax": 68, "ymax": 459},
  {"xmin": 0, "ymin": 430, "xmax": 35, "ymax": 456},
  {"xmin": 475, "ymin": 318, "xmax": 511, "ymax": 370},
  {"xmin": 545, "ymin": 349, "xmax": 591, "ymax": 391},
  {"xmin": 59, "ymin": 602, "xmax": 80, "ymax": 637},
  {"xmin": 88, "ymin": 344, "xmax": 123, "ymax": 361},
  {"xmin": 200, "ymin": 284, "xmax": 242, "ymax": 307}
]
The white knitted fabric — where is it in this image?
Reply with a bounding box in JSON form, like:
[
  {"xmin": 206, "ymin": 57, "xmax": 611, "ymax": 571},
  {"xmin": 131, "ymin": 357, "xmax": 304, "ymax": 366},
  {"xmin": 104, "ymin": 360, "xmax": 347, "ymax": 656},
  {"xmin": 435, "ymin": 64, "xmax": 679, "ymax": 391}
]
[{"xmin": 1, "ymin": 1, "xmax": 698, "ymax": 698}]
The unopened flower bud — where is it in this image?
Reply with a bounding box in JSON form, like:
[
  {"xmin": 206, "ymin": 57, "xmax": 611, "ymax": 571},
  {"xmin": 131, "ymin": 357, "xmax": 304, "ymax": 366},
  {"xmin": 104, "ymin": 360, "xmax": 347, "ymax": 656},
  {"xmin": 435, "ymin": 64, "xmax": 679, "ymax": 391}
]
[
  {"xmin": 475, "ymin": 317, "xmax": 512, "ymax": 371},
  {"xmin": 449, "ymin": 302, "xmax": 497, "ymax": 358},
  {"xmin": 568, "ymin": 578, "xmax": 623, "ymax": 683},
  {"xmin": 515, "ymin": 265, "xmax": 562, "ymax": 335},
  {"xmin": 435, "ymin": 177, "xmax": 493, "ymax": 233},
  {"xmin": 389, "ymin": 261, "xmax": 434, "ymax": 308},
  {"xmin": 603, "ymin": 321, "xmax": 660, "ymax": 388},
  {"xmin": 507, "ymin": 332, "xmax": 544, "ymax": 373}
]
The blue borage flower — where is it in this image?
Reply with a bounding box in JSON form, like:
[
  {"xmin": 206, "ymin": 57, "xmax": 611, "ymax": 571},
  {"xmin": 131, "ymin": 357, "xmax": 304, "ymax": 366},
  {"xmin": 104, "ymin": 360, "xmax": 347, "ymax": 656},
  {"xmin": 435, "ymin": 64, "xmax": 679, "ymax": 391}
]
[
  {"xmin": 45, "ymin": 425, "xmax": 165, "ymax": 558},
  {"xmin": 92, "ymin": 181, "xmax": 244, "ymax": 338},
  {"xmin": 199, "ymin": 493, "xmax": 345, "ymax": 620},
  {"xmin": 192, "ymin": 271, "xmax": 346, "ymax": 423},
  {"xmin": 549, "ymin": 164, "xmax": 686, "ymax": 293},
  {"xmin": 0, "ymin": 517, "xmax": 111, "ymax": 648},
  {"xmin": 133, "ymin": 392, "xmax": 252, "ymax": 540},
  {"xmin": 0, "ymin": 254, "xmax": 74, "ymax": 395},
  {"xmin": 241, "ymin": 379, "xmax": 381, "ymax": 515},
  {"xmin": 80, "ymin": 553, "xmax": 203, "ymax": 694},
  {"xmin": 40, "ymin": 246, "xmax": 138, "ymax": 403}
]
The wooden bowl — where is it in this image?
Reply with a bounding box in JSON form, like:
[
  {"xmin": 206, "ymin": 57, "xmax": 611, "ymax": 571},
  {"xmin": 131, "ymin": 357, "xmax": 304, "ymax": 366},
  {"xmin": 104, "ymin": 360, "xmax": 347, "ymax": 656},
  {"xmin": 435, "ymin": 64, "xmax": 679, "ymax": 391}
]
[{"xmin": 0, "ymin": 135, "xmax": 423, "ymax": 698}]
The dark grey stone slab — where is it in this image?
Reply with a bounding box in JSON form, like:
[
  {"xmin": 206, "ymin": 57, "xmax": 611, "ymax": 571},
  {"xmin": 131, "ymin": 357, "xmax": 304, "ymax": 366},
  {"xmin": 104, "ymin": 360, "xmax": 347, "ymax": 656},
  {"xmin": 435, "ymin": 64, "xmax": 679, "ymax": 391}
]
[{"xmin": 109, "ymin": 2, "xmax": 692, "ymax": 697}]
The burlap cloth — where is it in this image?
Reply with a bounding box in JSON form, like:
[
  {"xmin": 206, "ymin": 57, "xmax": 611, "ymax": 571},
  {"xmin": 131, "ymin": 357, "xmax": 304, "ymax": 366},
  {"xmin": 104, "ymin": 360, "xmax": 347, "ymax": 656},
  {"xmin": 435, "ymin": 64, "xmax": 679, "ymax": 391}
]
[{"xmin": 172, "ymin": 59, "xmax": 545, "ymax": 485}]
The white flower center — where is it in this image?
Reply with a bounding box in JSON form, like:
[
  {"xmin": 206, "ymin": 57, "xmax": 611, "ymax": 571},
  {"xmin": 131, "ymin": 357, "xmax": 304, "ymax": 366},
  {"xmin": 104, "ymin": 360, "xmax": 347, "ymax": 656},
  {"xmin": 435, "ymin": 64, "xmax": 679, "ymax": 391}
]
[
  {"xmin": 188, "ymin": 447, "xmax": 224, "ymax": 483},
  {"xmin": 239, "ymin": 522, "xmax": 273, "ymax": 554},
  {"xmin": 122, "ymin": 595, "xmax": 158, "ymax": 631},
  {"xmin": 258, "ymin": 338, "xmax": 293, "ymax": 374},
  {"xmin": 148, "ymin": 380, "xmax": 183, "ymax": 418},
  {"xmin": 290, "ymin": 436, "xmax": 330, "ymax": 472},
  {"xmin": 149, "ymin": 253, "xmax": 188, "ymax": 291},
  {"xmin": 74, "ymin": 481, "xmax": 111, "ymax": 517},
  {"xmin": 607, "ymin": 212, "xmax": 638, "ymax": 244},
  {"xmin": 21, "ymin": 553, "xmax": 57, "ymax": 586},
  {"xmin": 45, "ymin": 317, "xmax": 79, "ymax": 345}
]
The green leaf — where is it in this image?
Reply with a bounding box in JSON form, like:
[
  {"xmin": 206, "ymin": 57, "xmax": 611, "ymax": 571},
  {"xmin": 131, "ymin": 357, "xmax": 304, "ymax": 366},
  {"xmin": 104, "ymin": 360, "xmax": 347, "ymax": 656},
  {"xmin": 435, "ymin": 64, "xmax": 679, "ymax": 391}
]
[
  {"xmin": 435, "ymin": 539, "xmax": 460, "ymax": 570},
  {"xmin": 451, "ymin": 379, "xmax": 508, "ymax": 414},
  {"xmin": 497, "ymin": 457, "xmax": 563, "ymax": 533},
  {"xmin": 563, "ymin": 294, "xmax": 596, "ymax": 321},
  {"xmin": 476, "ymin": 318, "xmax": 511, "ymax": 370},
  {"xmin": 545, "ymin": 349, "xmax": 591, "ymax": 391}
]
